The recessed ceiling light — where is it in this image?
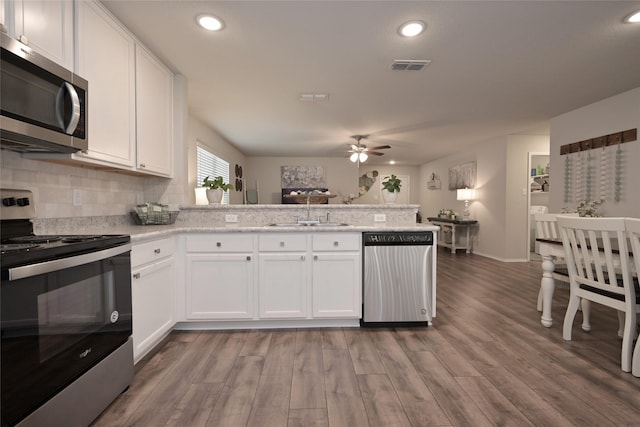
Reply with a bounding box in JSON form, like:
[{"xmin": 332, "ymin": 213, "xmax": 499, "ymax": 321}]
[
  {"xmin": 196, "ymin": 14, "xmax": 224, "ymax": 31},
  {"xmin": 624, "ymin": 10, "xmax": 640, "ymax": 23},
  {"xmin": 389, "ymin": 160, "xmax": 396, "ymax": 165},
  {"xmin": 398, "ymin": 20, "xmax": 425, "ymax": 37}
]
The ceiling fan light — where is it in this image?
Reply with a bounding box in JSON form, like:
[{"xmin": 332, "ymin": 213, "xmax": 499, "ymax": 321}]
[
  {"xmin": 359, "ymin": 153, "xmax": 368, "ymax": 162},
  {"xmin": 350, "ymin": 153, "xmax": 359, "ymax": 163}
]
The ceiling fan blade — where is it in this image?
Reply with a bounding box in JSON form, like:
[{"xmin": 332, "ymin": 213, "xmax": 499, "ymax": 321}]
[
  {"xmin": 368, "ymin": 145, "xmax": 391, "ymax": 150},
  {"xmin": 367, "ymin": 151, "xmax": 385, "ymax": 156}
]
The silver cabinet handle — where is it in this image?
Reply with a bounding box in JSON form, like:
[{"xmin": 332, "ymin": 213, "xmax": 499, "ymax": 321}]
[
  {"xmin": 246, "ymin": 256, "xmax": 251, "ymax": 261},
  {"xmin": 133, "ymin": 272, "xmax": 141, "ymax": 279},
  {"xmin": 301, "ymin": 255, "xmax": 305, "ymax": 261},
  {"xmin": 280, "ymin": 241, "xmax": 285, "ymax": 247},
  {"xmin": 314, "ymin": 255, "xmax": 318, "ymax": 261},
  {"xmin": 334, "ymin": 241, "xmax": 339, "ymax": 246},
  {"xmin": 216, "ymin": 242, "xmax": 222, "ymax": 247},
  {"xmin": 139, "ymin": 163, "xmax": 146, "ymax": 168},
  {"xmin": 154, "ymin": 248, "xmax": 161, "ymax": 254}
]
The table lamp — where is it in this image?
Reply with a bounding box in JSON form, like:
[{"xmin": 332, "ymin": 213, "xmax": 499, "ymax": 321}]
[{"xmin": 457, "ymin": 188, "xmax": 475, "ymax": 218}]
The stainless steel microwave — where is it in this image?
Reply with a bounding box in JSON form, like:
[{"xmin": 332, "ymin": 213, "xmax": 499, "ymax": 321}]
[{"xmin": 0, "ymin": 32, "xmax": 88, "ymax": 153}]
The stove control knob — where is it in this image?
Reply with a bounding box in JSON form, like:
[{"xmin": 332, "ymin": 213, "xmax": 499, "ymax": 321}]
[
  {"xmin": 17, "ymin": 198, "xmax": 30, "ymax": 206},
  {"xmin": 2, "ymin": 197, "xmax": 16, "ymax": 206}
]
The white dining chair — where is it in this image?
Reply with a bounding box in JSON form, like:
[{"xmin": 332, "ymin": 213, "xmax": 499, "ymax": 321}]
[
  {"xmin": 626, "ymin": 218, "xmax": 640, "ymax": 376},
  {"xmin": 559, "ymin": 216, "xmax": 638, "ymax": 373},
  {"xmin": 534, "ymin": 213, "xmax": 576, "ymax": 311}
]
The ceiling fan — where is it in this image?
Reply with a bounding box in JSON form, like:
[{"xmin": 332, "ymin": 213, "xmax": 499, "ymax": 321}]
[{"xmin": 347, "ymin": 135, "xmax": 391, "ymax": 165}]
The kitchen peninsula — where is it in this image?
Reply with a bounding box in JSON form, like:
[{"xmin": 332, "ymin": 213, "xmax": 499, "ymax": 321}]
[{"xmin": 33, "ymin": 204, "xmax": 438, "ymax": 362}]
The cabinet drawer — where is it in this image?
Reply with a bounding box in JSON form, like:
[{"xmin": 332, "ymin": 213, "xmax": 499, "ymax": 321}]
[
  {"xmin": 186, "ymin": 234, "xmax": 253, "ymax": 253},
  {"xmin": 131, "ymin": 236, "xmax": 175, "ymax": 267},
  {"xmin": 259, "ymin": 233, "xmax": 307, "ymax": 252},
  {"xmin": 312, "ymin": 233, "xmax": 360, "ymax": 252}
]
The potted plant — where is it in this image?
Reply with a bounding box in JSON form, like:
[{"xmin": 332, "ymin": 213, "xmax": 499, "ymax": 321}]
[
  {"xmin": 202, "ymin": 176, "xmax": 234, "ymax": 204},
  {"xmin": 381, "ymin": 174, "xmax": 402, "ymax": 203}
]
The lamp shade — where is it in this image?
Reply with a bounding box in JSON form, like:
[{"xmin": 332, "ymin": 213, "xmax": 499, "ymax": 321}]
[{"xmin": 457, "ymin": 188, "xmax": 475, "ymax": 201}]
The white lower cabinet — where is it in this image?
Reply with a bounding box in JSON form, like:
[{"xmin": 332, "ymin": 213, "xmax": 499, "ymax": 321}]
[
  {"xmin": 131, "ymin": 237, "xmax": 175, "ymax": 363},
  {"xmin": 312, "ymin": 253, "xmax": 361, "ymax": 318},
  {"xmin": 258, "ymin": 254, "xmax": 307, "ymax": 318},
  {"xmin": 184, "ymin": 234, "xmax": 255, "ymax": 320},
  {"xmin": 258, "ymin": 233, "xmax": 308, "ymax": 318},
  {"xmin": 258, "ymin": 233, "xmax": 361, "ymax": 320},
  {"xmin": 312, "ymin": 233, "xmax": 361, "ymax": 318},
  {"xmin": 185, "ymin": 254, "xmax": 254, "ymax": 319},
  {"xmin": 182, "ymin": 232, "xmax": 362, "ymax": 323}
]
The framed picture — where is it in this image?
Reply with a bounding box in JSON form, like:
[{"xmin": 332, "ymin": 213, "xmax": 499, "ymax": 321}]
[{"xmin": 448, "ymin": 161, "xmax": 476, "ymax": 190}]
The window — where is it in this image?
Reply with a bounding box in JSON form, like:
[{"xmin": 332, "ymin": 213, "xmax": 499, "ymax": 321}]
[{"xmin": 197, "ymin": 144, "xmax": 231, "ymax": 204}]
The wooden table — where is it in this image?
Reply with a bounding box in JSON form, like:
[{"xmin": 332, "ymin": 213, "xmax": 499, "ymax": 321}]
[{"xmin": 427, "ymin": 217, "xmax": 478, "ymax": 254}]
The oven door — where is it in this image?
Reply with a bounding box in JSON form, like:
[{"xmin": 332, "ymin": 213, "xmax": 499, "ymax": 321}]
[{"xmin": 1, "ymin": 245, "xmax": 131, "ymax": 427}]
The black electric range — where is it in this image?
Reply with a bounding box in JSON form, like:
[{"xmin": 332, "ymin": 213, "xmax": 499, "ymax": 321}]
[{"xmin": 0, "ymin": 189, "xmax": 130, "ymax": 269}]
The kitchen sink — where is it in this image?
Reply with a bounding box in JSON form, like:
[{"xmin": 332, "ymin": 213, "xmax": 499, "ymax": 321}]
[{"xmin": 268, "ymin": 223, "xmax": 350, "ymax": 227}]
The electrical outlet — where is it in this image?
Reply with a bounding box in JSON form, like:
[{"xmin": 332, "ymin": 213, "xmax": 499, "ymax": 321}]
[
  {"xmin": 72, "ymin": 189, "xmax": 81, "ymax": 206},
  {"xmin": 225, "ymin": 214, "xmax": 238, "ymax": 223},
  {"xmin": 374, "ymin": 214, "xmax": 386, "ymax": 222}
]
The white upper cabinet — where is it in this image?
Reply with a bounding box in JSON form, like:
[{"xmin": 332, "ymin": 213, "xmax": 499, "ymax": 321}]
[
  {"xmin": 24, "ymin": 0, "xmax": 174, "ymax": 178},
  {"xmin": 75, "ymin": 0, "xmax": 136, "ymax": 168},
  {"xmin": 6, "ymin": 0, "xmax": 74, "ymax": 69},
  {"xmin": 0, "ymin": 0, "xmax": 6, "ymax": 33},
  {"xmin": 135, "ymin": 45, "xmax": 173, "ymax": 177}
]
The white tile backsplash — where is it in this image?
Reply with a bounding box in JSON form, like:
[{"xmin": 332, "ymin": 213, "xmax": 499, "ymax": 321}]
[{"xmin": 1, "ymin": 150, "xmax": 151, "ymax": 218}]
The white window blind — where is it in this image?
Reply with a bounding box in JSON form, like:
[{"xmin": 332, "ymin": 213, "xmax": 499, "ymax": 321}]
[{"xmin": 197, "ymin": 145, "xmax": 231, "ymax": 204}]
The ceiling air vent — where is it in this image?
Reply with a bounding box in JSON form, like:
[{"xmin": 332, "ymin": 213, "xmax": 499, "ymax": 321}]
[{"xmin": 390, "ymin": 60, "xmax": 431, "ymax": 71}]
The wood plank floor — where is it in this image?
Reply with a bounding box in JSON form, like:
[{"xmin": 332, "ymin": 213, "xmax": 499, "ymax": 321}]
[{"xmin": 93, "ymin": 248, "xmax": 640, "ymax": 426}]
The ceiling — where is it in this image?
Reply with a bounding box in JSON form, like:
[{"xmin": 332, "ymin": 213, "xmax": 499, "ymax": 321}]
[{"xmin": 102, "ymin": 1, "xmax": 640, "ymax": 166}]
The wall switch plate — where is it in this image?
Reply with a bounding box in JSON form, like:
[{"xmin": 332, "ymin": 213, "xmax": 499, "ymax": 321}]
[
  {"xmin": 72, "ymin": 189, "xmax": 81, "ymax": 206},
  {"xmin": 374, "ymin": 214, "xmax": 386, "ymax": 222},
  {"xmin": 225, "ymin": 214, "xmax": 238, "ymax": 223}
]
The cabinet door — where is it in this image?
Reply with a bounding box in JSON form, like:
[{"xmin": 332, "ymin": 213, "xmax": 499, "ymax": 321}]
[
  {"xmin": 132, "ymin": 257, "xmax": 175, "ymax": 363},
  {"xmin": 75, "ymin": 0, "xmax": 136, "ymax": 168},
  {"xmin": 312, "ymin": 253, "xmax": 361, "ymax": 318},
  {"xmin": 136, "ymin": 45, "xmax": 173, "ymax": 177},
  {"xmin": 258, "ymin": 253, "xmax": 307, "ymax": 318},
  {"xmin": 14, "ymin": 0, "xmax": 73, "ymax": 69},
  {"xmin": 186, "ymin": 254, "xmax": 253, "ymax": 319}
]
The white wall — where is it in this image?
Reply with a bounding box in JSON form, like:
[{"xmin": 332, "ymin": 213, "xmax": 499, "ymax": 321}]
[
  {"xmin": 549, "ymin": 86, "xmax": 640, "ymax": 216},
  {"xmin": 356, "ymin": 165, "xmax": 420, "ymax": 205},
  {"xmin": 187, "ymin": 116, "xmax": 247, "ymax": 205},
  {"xmin": 243, "ymin": 157, "xmax": 419, "ymax": 205},
  {"xmin": 244, "ymin": 157, "xmax": 359, "ymax": 204},
  {"xmin": 419, "ymin": 134, "xmax": 549, "ymax": 261}
]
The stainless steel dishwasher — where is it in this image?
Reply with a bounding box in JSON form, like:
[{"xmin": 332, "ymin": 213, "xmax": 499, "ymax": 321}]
[{"xmin": 362, "ymin": 231, "xmax": 435, "ymax": 326}]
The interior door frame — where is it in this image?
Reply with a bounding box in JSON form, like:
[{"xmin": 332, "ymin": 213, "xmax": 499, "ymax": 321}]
[{"xmin": 527, "ymin": 151, "xmax": 549, "ymax": 261}]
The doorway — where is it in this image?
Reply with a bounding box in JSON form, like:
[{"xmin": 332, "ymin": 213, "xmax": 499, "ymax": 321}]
[{"xmin": 527, "ymin": 152, "xmax": 550, "ymax": 261}]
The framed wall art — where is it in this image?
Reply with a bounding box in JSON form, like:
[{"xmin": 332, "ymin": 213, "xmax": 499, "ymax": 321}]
[{"xmin": 448, "ymin": 161, "xmax": 476, "ymax": 190}]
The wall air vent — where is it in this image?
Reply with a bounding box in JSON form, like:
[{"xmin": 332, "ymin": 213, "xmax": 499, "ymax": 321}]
[{"xmin": 390, "ymin": 60, "xmax": 431, "ymax": 71}]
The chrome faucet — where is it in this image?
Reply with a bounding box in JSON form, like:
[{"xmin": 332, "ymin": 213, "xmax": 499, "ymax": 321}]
[{"xmin": 296, "ymin": 195, "xmax": 320, "ymax": 225}]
